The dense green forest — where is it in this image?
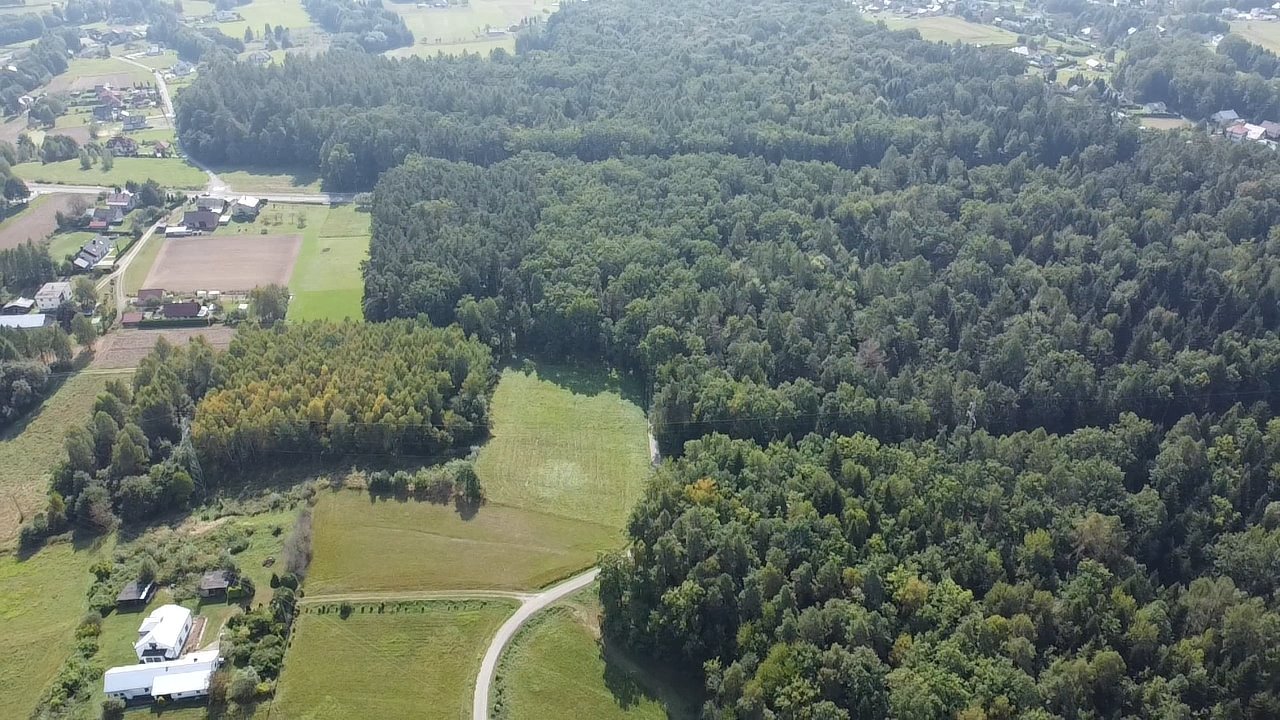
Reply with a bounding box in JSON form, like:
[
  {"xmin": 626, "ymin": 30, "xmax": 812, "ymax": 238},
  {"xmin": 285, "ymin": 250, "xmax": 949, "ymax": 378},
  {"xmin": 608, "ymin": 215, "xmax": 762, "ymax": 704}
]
[
  {"xmin": 23, "ymin": 322, "xmax": 492, "ymax": 544},
  {"xmin": 300, "ymin": 0, "xmax": 412, "ymax": 52},
  {"xmin": 176, "ymin": 0, "xmax": 1117, "ymax": 189},
  {"xmin": 600, "ymin": 414, "xmax": 1280, "ymax": 718},
  {"xmin": 1116, "ymin": 33, "xmax": 1280, "ymax": 120}
]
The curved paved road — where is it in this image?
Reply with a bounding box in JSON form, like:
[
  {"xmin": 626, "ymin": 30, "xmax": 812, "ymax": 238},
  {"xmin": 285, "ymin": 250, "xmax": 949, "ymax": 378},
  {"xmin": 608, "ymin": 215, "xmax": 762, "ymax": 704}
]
[{"xmin": 472, "ymin": 567, "xmax": 600, "ymax": 720}]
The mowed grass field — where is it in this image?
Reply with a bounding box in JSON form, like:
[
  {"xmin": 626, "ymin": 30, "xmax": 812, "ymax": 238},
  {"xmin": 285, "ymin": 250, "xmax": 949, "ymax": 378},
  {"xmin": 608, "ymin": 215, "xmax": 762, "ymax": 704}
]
[
  {"xmin": 475, "ymin": 366, "xmax": 651, "ymax": 529},
  {"xmin": 307, "ymin": 492, "xmax": 618, "ymax": 593},
  {"xmin": 272, "ymin": 599, "xmax": 516, "ymax": 720},
  {"xmin": 495, "ymin": 589, "xmax": 699, "ymax": 720},
  {"xmin": 386, "ymin": 0, "xmax": 557, "ymax": 58},
  {"xmin": 0, "ymin": 538, "xmax": 114, "ymax": 715},
  {"xmin": 873, "ymin": 14, "xmax": 1017, "ymax": 45},
  {"xmin": 1231, "ymin": 21, "xmax": 1280, "ymax": 53},
  {"xmin": 216, "ymin": 0, "xmax": 315, "ymax": 39},
  {"xmin": 0, "ymin": 373, "xmax": 117, "ymax": 546},
  {"xmin": 287, "ymin": 204, "xmax": 371, "ymax": 321},
  {"xmin": 14, "ymin": 157, "xmax": 208, "ymax": 189},
  {"xmin": 209, "ymin": 165, "xmax": 323, "ymax": 194}
]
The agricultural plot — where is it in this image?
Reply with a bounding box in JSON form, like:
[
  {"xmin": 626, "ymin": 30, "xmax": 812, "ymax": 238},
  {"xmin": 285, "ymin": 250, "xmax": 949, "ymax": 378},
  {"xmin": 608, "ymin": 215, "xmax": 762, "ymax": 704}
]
[
  {"xmin": 474, "ymin": 366, "xmax": 651, "ymax": 529},
  {"xmin": 0, "ymin": 539, "xmax": 114, "ymax": 716},
  {"xmin": 0, "ymin": 194, "xmax": 78, "ymax": 251},
  {"xmin": 1230, "ymin": 21, "xmax": 1280, "ymax": 54},
  {"xmin": 1139, "ymin": 116, "xmax": 1191, "ymax": 130},
  {"xmin": 385, "ymin": 0, "xmax": 558, "ymax": 58},
  {"xmin": 142, "ymin": 234, "xmax": 303, "ymax": 292},
  {"xmin": 272, "ymin": 599, "xmax": 516, "ymax": 720},
  {"xmin": 872, "ymin": 14, "xmax": 1017, "ymax": 45},
  {"xmin": 307, "ymin": 492, "xmax": 618, "ymax": 593},
  {"xmin": 93, "ymin": 326, "xmax": 237, "ymax": 369},
  {"xmin": 495, "ymin": 591, "xmax": 699, "ymax": 720},
  {"xmin": 208, "ymin": 165, "xmax": 323, "ymax": 194},
  {"xmin": 13, "ymin": 157, "xmax": 208, "ymax": 189},
  {"xmin": 287, "ymin": 204, "xmax": 371, "ymax": 321},
  {"xmin": 216, "ymin": 0, "xmax": 315, "ymax": 39},
  {"xmin": 0, "ymin": 373, "xmax": 117, "ymax": 545}
]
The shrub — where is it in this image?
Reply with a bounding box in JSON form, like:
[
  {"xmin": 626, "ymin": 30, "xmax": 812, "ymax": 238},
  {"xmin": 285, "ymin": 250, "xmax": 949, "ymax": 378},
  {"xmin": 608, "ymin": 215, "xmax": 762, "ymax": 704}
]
[
  {"xmin": 229, "ymin": 667, "xmax": 260, "ymax": 703},
  {"xmin": 339, "ymin": 601, "xmax": 353, "ymax": 619},
  {"xmin": 101, "ymin": 697, "xmax": 125, "ymax": 720}
]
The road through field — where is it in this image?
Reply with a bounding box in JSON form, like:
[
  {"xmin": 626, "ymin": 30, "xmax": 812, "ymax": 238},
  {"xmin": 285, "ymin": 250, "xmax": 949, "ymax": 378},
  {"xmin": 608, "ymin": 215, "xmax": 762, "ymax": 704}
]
[{"xmin": 472, "ymin": 567, "xmax": 601, "ymax": 720}]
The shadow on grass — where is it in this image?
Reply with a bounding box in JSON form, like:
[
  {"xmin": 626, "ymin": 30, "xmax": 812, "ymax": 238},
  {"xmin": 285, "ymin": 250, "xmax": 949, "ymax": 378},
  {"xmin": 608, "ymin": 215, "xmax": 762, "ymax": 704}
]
[
  {"xmin": 513, "ymin": 356, "xmax": 646, "ymax": 408},
  {"xmin": 599, "ymin": 635, "xmax": 702, "ymax": 719}
]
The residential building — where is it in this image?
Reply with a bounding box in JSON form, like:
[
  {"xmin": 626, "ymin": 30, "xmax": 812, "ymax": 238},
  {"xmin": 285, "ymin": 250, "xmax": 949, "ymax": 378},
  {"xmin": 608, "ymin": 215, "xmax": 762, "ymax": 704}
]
[
  {"xmin": 137, "ymin": 288, "xmax": 166, "ymax": 303},
  {"xmin": 232, "ymin": 196, "xmax": 263, "ymax": 218},
  {"xmin": 195, "ymin": 196, "xmax": 227, "ymax": 213},
  {"xmin": 92, "ymin": 105, "xmax": 116, "ymax": 122},
  {"xmin": 105, "ymin": 136, "xmax": 139, "ymax": 157},
  {"xmin": 162, "ymin": 302, "xmax": 203, "ymax": 319},
  {"xmin": 1211, "ymin": 109, "xmax": 1241, "ymax": 125},
  {"xmin": 34, "ymin": 281, "xmax": 71, "ymax": 311},
  {"xmin": 121, "ymin": 113, "xmax": 147, "ymax": 131},
  {"xmin": 249, "ymin": 50, "xmax": 272, "ymax": 65},
  {"xmin": 73, "ymin": 236, "xmax": 112, "ymax": 270},
  {"xmin": 1261, "ymin": 121, "xmax": 1280, "ymax": 139},
  {"xmin": 0, "ymin": 297, "xmax": 34, "ymax": 315},
  {"xmin": 135, "ymin": 604, "xmax": 193, "ymax": 662},
  {"xmin": 121, "ymin": 311, "xmax": 144, "ymax": 327},
  {"xmin": 88, "ymin": 206, "xmax": 125, "ymax": 230},
  {"xmin": 104, "ymin": 648, "xmax": 219, "ymax": 702},
  {"xmin": 153, "ymin": 140, "xmax": 172, "ymax": 157},
  {"xmin": 0, "ymin": 314, "xmax": 50, "ymax": 329},
  {"xmin": 106, "ymin": 190, "xmax": 136, "ymax": 211},
  {"xmin": 182, "ymin": 209, "xmax": 220, "ymax": 230}
]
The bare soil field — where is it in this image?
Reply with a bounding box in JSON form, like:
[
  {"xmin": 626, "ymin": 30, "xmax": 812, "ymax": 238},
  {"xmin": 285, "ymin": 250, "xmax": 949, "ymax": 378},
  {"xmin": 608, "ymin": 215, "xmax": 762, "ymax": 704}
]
[
  {"xmin": 49, "ymin": 71, "xmax": 142, "ymax": 93},
  {"xmin": 0, "ymin": 194, "xmax": 77, "ymax": 250},
  {"xmin": 93, "ymin": 326, "xmax": 237, "ymax": 368},
  {"xmin": 142, "ymin": 234, "xmax": 303, "ymax": 292}
]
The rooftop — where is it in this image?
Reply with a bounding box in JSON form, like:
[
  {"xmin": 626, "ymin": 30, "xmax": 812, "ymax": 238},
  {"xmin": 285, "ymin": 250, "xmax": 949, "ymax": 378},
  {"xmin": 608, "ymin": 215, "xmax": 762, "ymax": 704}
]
[
  {"xmin": 103, "ymin": 647, "xmax": 219, "ymax": 695},
  {"xmin": 116, "ymin": 579, "xmax": 154, "ymax": 603},
  {"xmin": 135, "ymin": 604, "xmax": 192, "ymax": 656},
  {"xmin": 0, "ymin": 314, "xmax": 48, "ymax": 329}
]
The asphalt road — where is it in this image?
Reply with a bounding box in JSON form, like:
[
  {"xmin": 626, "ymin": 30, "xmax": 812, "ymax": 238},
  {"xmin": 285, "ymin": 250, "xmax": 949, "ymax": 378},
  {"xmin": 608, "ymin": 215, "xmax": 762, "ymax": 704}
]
[{"xmin": 471, "ymin": 567, "xmax": 601, "ymax": 720}]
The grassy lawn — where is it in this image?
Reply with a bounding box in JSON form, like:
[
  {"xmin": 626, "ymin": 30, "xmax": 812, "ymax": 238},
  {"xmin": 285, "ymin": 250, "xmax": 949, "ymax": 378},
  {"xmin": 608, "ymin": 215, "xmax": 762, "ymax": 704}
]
[
  {"xmin": 131, "ymin": 50, "xmax": 180, "ymax": 69},
  {"xmin": 495, "ymin": 589, "xmax": 699, "ymax": 720},
  {"xmin": 273, "ymin": 599, "xmax": 516, "ymax": 720},
  {"xmin": 1231, "ymin": 21, "xmax": 1280, "ymax": 53},
  {"xmin": 386, "ymin": 0, "xmax": 556, "ymax": 57},
  {"xmin": 475, "ymin": 365, "xmax": 651, "ymax": 529},
  {"xmin": 1139, "ymin": 116, "xmax": 1191, "ymax": 130},
  {"xmin": 307, "ymin": 491, "xmax": 619, "ymax": 594},
  {"xmin": 47, "ymin": 230, "xmax": 97, "ymax": 263},
  {"xmin": 123, "ymin": 228, "xmax": 166, "ymax": 294},
  {"xmin": 0, "ymin": 373, "xmax": 117, "ymax": 546},
  {"xmin": 15, "ymin": 157, "xmax": 207, "ymax": 189},
  {"xmin": 287, "ymin": 204, "xmax": 370, "ymax": 321},
  {"xmin": 873, "ymin": 14, "xmax": 1017, "ymax": 46},
  {"xmin": 66, "ymin": 57, "xmax": 155, "ymax": 85},
  {"xmin": 0, "ymin": 537, "xmax": 114, "ymax": 716},
  {"xmin": 211, "ymin": 164, "xmax": 323, "ymax": 194},
  {"xmin": 218, "ymin": 0, "xmax": 315, "ymax": 39}
]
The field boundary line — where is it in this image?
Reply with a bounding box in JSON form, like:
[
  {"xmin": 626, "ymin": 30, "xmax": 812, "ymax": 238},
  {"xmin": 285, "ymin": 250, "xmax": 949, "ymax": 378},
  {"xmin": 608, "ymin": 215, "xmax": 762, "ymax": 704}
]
[{"xmin": 299, "ymin": 589, "xmax": 534, "ymax": 605}]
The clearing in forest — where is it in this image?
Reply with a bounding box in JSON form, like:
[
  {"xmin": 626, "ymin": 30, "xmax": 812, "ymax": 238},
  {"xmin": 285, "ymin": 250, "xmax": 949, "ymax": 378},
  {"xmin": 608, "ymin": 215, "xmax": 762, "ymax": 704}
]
[
  {"xmin": 287, "ymin": 204, "xmax": 371, "ymax": 321},
  {"xmin": 494, "ymin": 589, "xmax": 700, "ymax": 720},
  {"xmin": 385, "ymin": 0, "xmax": 558, "ymax": 58},
  {"xmin": 143, "ymin": 234, "xmax": 302, "ymax": 292},
  {"xmin": 272, "ymin": 599, "xmax": 516, "ymax": 720},
  {"xmin": 872, "ymin": 14, "xmax": 1016, "ymax": 45}
]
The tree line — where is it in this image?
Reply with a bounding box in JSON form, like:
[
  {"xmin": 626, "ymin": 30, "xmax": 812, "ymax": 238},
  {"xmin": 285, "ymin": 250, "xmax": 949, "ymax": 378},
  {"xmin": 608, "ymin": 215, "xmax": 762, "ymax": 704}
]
[
  {"xmin": 21, "ymin": 321, "xmax": 493, "ymax": 545},
  {"xmin": 301, "ymin": 0, "xmax": 412, "ymax": 53}
]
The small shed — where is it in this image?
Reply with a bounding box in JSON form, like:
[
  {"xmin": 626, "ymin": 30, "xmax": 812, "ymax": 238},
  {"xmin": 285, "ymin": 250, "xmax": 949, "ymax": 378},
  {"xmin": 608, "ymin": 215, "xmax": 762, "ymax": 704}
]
[
  {"xmin": 198, "ymin": 569, "xmax": 233, "ymax": 598},
  {"xmin": 116, "ymin": 580, "xmax": 155, "ymax": 610}
]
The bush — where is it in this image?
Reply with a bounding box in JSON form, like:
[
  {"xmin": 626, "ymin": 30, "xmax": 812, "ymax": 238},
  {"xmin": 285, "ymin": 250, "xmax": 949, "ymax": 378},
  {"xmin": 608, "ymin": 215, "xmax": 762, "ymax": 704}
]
[
  {"xmin": 339, "ymin": 601, "xmax": 353, "ymax": 619},
  {"xmin": 229, "ymin": 667, "xmax": 260, "ymax": 703},
  {"xmin": 101, "ymin": 697, "xmax": 125, "ymax": 720}
]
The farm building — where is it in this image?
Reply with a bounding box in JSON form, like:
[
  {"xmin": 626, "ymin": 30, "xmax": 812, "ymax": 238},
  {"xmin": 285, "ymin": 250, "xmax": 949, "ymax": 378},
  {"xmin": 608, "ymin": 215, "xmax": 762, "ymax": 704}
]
[
  {"xmin": 0, "ymin": 314, "xmax": 50, "ymax": 329},
  {"xmin": 121, "ymin": 311, "xmax": 144, "ymax": 327},
  {"xmin": 104, "ymin": 647, "xmax": 219, "ymax": 702},
  {"xmin": 161, "ymin": 302, "xmax": 204, "ymax": 319},
  {"xmin": 1, "ymin": 296, "xmax": 34, "ymax": 315},
  {"xmin": 135, "ymin": 604, "xmax": 193, "ymax": 662},
  {"xmin": 164, "ymin": 225, "xmax": 190, "ymax": 237},
  {"xmin": 198, "ymin": 569, "xmax": 233, "ymax": 598},
  {"xmin": 34, "ymin": 281, "xmax": 71, "ymax": 311},
  {"xmin": 1211, "ymin": 109, "xmax": 1241, "ymax": 125},
  {"xmin": 115, "ymin": 579, "xmax": 156, "ymax": 610},
  {"xmin": 137, "ymin": 288, "xmax": 165, "ymax": 303},
  {"xmin": 195, "ymin": 196, "xmax": 227, "ymax": 213}
]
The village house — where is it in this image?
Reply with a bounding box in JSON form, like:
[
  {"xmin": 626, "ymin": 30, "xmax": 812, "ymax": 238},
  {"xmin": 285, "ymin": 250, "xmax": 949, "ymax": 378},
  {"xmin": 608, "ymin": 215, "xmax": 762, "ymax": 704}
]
[
  {"xmin": 153, "ymin": 140, "xmax": 172, "ymax": 157},
  {"xmin": 106, "ymin": 136, "xmax": 139, "ymax": 157},
  {"xmin": 104, "ymin": 648, "xmax": 219, "ymax": 702},
  {"xmin": 197, "ymin": 569, "xmax": 233, "ymax": 598},
  {"xmin": 106, "ymin": 189, "xmax": 136, "ymax": 211},
  {"xmin": 137, "ymin": 288, "xmax": 166, "ymax": 304},
  {"xmin": 122, "ymin": 113, "xmax": 147, "ymax": 131},
  {"xmin": 195, "ymin": 196, "xmax": 227, "ymax": 213},
  {"xmin": 0, "ymin": 296, "xmax": 34, "ymax": 315},
  {"xmin": 92, "ymin": 104, "xmax": 116, "ymax": 122},
  {"xmin": 135, "ymin": 604, "xmax": 193, "ymax": 662},
  {"xmin": 249, "ymin": 50, "xmax": 272, "ymax": 65},
  {"xmin": 34, "ymin": 281, "xmax": 71, "ymax": 311},
  {"xmin": 121, "ymin": 311, "xmax": 144, "ymax": 327},
  {"xmin": 232, "ymin": 196, "xmax": 264, "ymax": 219},
  {"xmin": 162, "ymin": 301, "xmax": 204, "ymax": 320},
  {"xmin": 73, "ymin": 236, "xmax": 112, "ymax": 271},
  {"xmin": 182, "ymin": 208, "xmax": 220, "ymax": 230},
  {"xmin": 171, "ymin": 60, "xmax": 194, "ymax": 76},
  {"xmin": 1211, "ymin": 109, "xmax": 1241, "ymax": 125},
  {"xmin": 88, "ymin": 206, "xmax": 126, "ymax": 230}
]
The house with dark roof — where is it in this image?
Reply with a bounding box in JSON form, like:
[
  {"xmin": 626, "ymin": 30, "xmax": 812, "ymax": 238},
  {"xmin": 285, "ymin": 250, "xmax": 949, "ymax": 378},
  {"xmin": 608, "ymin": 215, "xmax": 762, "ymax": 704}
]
[
  {"xmin": 121, "ymin": 311, "xmax": 144, "ymax": 327},
  {"xmin": 153, "ymin": 140, "xmax": 172, "ymax": 157},
  {"xmin": 106, "ymin": 190, "xmax": 135, "ymax": 211},
  {"xmin": 182, "ymin": 209, "xmax": 220, "ymax": 230},
  {"xmin": 161, "ymin": 302, "xmax": 202, "ymax": 319},
  {"xmin": 73, "ymin": 235, "xmax": 112, "ymax": 270},
  {"xmin": 88, "ymin": 206, "xmax": 125, "ymax": 230},
  {"xmin": 0, "ymin": 297, "xmax": 34, "ymax": 315},
  {"xmin": 116, "ymin": 579, "xmax": 156, "ymax": 610},
  {"xmin": 137, "ymin": 288, "xmax": 165, "ymax": 303},
  {"xmin": 198, "ymin": 569, "xmax": 233, "ymax": 598},
  {"xmin": 121, "ymin": 113, "xmax": 147, "ymax": 131},
  {"xmin": 105, "ymin": 136, "xmax": 138, "ymax": 157}
]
